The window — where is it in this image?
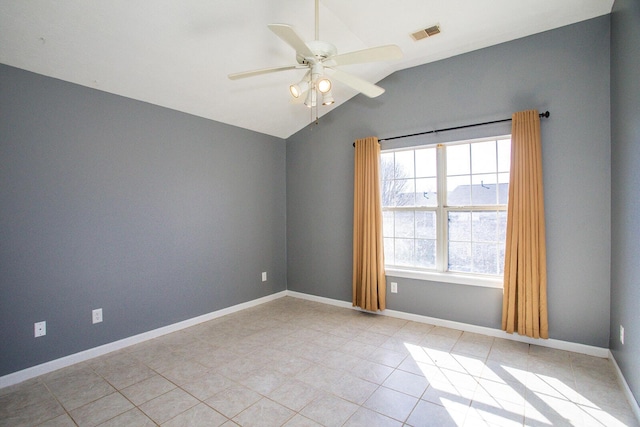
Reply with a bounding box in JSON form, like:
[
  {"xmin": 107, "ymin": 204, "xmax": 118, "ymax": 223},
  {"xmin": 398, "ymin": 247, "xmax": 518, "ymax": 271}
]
[{"xmin": 381, "ymin": 136, "xmax": 511, "ymax": 287}]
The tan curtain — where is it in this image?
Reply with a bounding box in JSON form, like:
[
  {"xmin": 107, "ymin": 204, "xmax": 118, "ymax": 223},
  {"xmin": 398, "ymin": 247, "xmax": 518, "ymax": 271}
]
[
  {"xmin": 353, "ymin": 137, "xmax": 386, "ymax": 311},
  {"xmin": 502, "ymin": 110, "xmax": 548, "ymax": 338}
]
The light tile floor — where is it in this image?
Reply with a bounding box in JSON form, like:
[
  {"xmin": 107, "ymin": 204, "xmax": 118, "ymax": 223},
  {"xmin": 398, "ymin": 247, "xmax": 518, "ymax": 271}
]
[{"xmin": 1, "ymin": 297, "xmax": 638, "ymax": 426}]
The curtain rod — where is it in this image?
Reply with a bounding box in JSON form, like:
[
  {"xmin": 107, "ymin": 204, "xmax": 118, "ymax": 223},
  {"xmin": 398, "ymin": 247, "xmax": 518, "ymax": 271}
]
[{"xmin": 353, "ymin": 111, "xmax": 550, "ymax": 146}]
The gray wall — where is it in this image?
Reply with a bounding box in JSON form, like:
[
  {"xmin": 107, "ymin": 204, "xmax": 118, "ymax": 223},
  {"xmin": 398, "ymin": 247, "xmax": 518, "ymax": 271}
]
[
  {"xmin": 610, "ymin": 0, "xmax": 640, "ymax": 406},
  {"xmin": 1, "ymin": 13, "xmax": 621, "ymax": 381},
  {"xmin": 0, "ymin": 64, "xmax": 287, "ymax": 377},
  {"xmin": 287, "ymin": 16, "xmax": 611, "ymax": 347}
]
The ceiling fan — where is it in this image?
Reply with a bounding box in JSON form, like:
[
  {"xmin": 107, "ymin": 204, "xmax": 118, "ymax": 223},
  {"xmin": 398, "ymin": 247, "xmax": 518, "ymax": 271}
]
[{"xmin": 228, "ymin": 0, "xmax": 403, "ymax": 108}]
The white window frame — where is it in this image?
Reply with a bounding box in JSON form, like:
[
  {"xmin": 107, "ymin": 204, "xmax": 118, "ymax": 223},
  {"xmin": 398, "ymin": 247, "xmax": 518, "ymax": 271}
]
[{"xmin": 382, "ymin": 135, "xmax": 511, "ymax": 289}]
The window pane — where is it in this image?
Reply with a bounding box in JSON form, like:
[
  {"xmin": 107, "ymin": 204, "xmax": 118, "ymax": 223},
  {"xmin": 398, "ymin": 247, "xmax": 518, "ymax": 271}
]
[
  {"xmin": 383, "ymin": 211, "xmax": 394, "ymax": 237},
  {"xmin": 395, "ymin": 179, "xmax": 415, "ymax": 206},
  {"xmin": 395, "ymin": 151, "xmax": 415, "ymax": 178},
  {"xmin": 384, "ymin": 237, "xmax": 395, "ymax": 265},
  {"xmin": 471, "ymin": 174, "xmax": 498, "ymax": 205},
  {"xmin": 395, "ymin": 211, "xmax": 414, "ymax": 238},
  {"xmin": 498, "ymin": 173, "xmax": 510, "ymax": 204},
  {"xmin": 381, "ymin": 152, "xmax": 395, "ymax": 180},
  {"xmin": 381, "ymin": 153, "xmax": 399, "ymax": 207},
  {"xmin": 395, "ymin": 238, "xmax": 414, "ymax": 266},
  {"xmin": 416, "ymin": 239, "xmax": 436, "ymax": 268},
  {"xmin": 447, "ymin": 176, "xmax": 471, "ymax": 206},
  {"xmin": 382, "ymin": 178, "xmax": 415, "ymax": 207},
  {"xmin": 497, "ymin": 139, "xmax": 511, "ymax": 172},
  {"xmin": 415, "ymin": 148, "xmax": 437, "ymax": 178},
  {"xmin": 498, "ymin": 211, "xmax": 507, "ymax": 241},
  {"xmin": 472, "ymin": 243, "xmax": 499, "ymax": 275},
  {"xmin": 449, "ymin": 242, "xmax": 472, "ymax": 272},
  {"xmin": 416, "ymin": 211, "xmax": 436, "ymax": 239},
  {"xmin": 448, "ymin": 211, "xmax": 471, "ymax": 241},
  {"xmin": 471, "ymin": 141, "xmax": 497, "ymax": 174},
  {"xmin": 381, "ymin": 180, "xmax": 394, "ymax": 207},
  {"xmin": 447, "ymin": 144, "xmax": 470, "ymax": 175},
  {"xmin": 472, "ymin": 211, "xmax": 498, "ymax": 242},
  {"xmin": 415, "ymin": 178, "xmax": 437, "ymax": 207}
]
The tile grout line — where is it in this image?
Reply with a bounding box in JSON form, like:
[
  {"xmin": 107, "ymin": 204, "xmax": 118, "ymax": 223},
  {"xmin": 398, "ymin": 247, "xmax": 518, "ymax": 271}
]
[{"xmin": 5, "ymin": 297, "xmax": 638, "ymax": 427}]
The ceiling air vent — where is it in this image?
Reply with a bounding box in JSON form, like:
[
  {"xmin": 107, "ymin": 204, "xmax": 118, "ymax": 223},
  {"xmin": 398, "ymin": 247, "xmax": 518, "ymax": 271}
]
[{"xmin": 411, "ymin": 25, "xmax": 441, "ymax": 41}]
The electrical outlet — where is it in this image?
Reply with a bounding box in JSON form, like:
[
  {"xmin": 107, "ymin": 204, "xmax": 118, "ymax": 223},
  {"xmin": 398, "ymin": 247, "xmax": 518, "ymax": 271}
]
[
  {"xmin": 390, "ymin": 282, "xmax": 398, "ymax": 293},
  {"xmin": 34, "ymin": 321, "xmax": 46, "ymax": 337},
  {"xmin": 92, "ymin": 308, "xmax": 103, "ymax": 324},
  {"xmin": 261, "ymin": 272, "xmax": 267, "ymax": 282},
  {"xmin": 620, "ymin": 325, "xmax": 625, "ymax": 345}
]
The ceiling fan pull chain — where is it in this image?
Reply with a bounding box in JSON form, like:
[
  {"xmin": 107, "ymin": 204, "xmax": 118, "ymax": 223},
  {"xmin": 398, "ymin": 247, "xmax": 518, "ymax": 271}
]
[{"xmin": 314, "ymin": 86, "xmax": 318, "ymax": 125}]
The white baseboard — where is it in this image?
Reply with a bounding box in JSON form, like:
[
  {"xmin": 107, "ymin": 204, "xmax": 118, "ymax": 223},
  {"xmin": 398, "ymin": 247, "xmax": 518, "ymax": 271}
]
[
  {"xmin": 0, "ymin": 291, "xmax": 287, "ymax": 389},
  {"xmin": 382, "ymin": 308, "xmax": 610, "ymax": 358},
  {"xmin": 285, "ymin": 290, "xmax": 610, "ymax": 358},
  {"xmin": 609, "ymin": 351, "xmax": 640, "ymax": 422},
  {"xmin": 285, "ymin": 290, "xmax": 354, "ymax": 309},
  {"xmin": 0, "ymin": 289, "xmax": 615, "ymax": 390}
]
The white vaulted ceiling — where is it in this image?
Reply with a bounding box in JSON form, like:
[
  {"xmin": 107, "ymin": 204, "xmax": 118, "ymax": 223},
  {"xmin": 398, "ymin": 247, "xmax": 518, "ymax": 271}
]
[{"xmin": 0, "ymin": 1, "xmax": 613, "ymax": 139}]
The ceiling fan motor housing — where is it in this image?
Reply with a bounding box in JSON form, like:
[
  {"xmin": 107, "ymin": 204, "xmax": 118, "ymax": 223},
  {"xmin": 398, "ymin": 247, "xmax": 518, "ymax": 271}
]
[{"xmin": 297, "ymin": 40, "xmax": 338, "ymax": 64}]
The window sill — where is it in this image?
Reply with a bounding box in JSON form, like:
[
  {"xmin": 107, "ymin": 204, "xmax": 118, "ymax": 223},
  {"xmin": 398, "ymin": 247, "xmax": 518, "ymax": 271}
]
[{"xmin": 385, "ymin": 267, "xmax": 504, "ymax": 289}]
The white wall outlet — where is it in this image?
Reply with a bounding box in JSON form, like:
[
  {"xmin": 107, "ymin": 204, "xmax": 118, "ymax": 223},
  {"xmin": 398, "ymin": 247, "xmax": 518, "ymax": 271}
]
[
  {"xmin": 261, "ymin": 272, "xmax": 267, "ymax": 282},
  {"xmin": 34, "ymin": 321, "xmax": 46, "ymax": 337},
  {"xmin": 390, "ymin": 282, "xmax": 398, "ymax": 293},
  {"xmin": 620, "ymin": 325, "xmax": 625, "ymax": 345},
  {"xmin": 92, "ymin": 308, "xmax": 103, "ymax": 324}
]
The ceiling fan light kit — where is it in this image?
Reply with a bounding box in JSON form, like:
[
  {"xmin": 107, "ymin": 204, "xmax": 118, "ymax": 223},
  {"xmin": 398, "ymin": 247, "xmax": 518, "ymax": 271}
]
[
  {"xmin": 228, "ymin": 0, "xmax": 403, "ymax": 109},
  {"xmin": 316, "ymin": 77, "xmax": 331, "ymax": 94},
  {"xmin": 304, "ymin": 89, "xmax": 317, "ymax": 108},
  {"xmin": 289, "ymin": 80, "xmax": 309, "ymax": 98},
  {"xmin": 322, "ymin": 92, "xmax": 335, "ymax": 106}
]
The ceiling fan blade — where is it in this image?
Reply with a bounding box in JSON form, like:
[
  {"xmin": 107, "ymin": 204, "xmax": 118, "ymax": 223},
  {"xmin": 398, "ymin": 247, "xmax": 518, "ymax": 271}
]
[
  {"xmin": 329, "ymin": 45, "xmax": 403, "ymax": 67},
  {"xmin": 325, "ymin": 68, "xmax": 385, "ymax": 98},
  {"xmin": 268, "ymin": 24, "xmax": 314, "ymax": 58},
  {"xmin": 228, "ymin": 65, "xmax": 300, "ymax": 80}
]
